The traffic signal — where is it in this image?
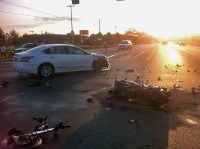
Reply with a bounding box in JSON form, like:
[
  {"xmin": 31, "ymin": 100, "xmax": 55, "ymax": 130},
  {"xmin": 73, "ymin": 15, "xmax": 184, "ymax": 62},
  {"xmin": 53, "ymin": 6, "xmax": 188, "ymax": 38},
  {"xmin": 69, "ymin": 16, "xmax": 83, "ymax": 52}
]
[{"xmin": 72, "ymin": 0, "xmax": 79, "ymax": 4}]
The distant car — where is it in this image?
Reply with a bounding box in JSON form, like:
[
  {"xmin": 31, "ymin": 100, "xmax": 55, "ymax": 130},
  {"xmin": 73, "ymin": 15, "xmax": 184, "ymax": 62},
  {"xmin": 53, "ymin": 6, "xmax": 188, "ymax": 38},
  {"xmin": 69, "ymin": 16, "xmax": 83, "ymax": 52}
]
[
  {"xmin": 118, "ymin": 40, "xmax": 132, "ymax": 50},
  {"xmin": 12, "ymin": 44, "xmax": 110, "ymax": 77},
  {"xmin": 179, "ymin": 41, "xmax": 186, "ymax": 46},
  {"xmin": 162, "ymin": 41, "xmax": 168, "ymax": 45},
  {"xmin": 13, "ymin": 43, "xmax": 37, "ymax": 54}
]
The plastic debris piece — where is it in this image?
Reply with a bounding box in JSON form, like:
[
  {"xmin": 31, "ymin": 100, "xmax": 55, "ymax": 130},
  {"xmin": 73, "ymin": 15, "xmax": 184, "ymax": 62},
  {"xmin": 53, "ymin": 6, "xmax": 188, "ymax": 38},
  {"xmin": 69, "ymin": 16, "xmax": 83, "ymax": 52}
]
[
  {"xmin": 0, "ymin": 80, "xmax": 9, "ymax": 88},
  {"xmin": 125, "ymin": 69, "xmax": 134, "ymax": 73},
  {"xmin": 173, "ymin": 84, "xmax": 181, "ymax": 89},
  {"xmin": 191, "ymin": 87, "xmax": 197, "ymax": 94},
  {"xmin": 158, "ymin": 76, "xmax": 162, "ymax": 81},
  {"xmin": 105, "ymin": 107, "xmax": 112, "ymax": 111},
  {"xmin": 186, "ymin": 119, "xmax": 198, "ymax": 125},
  {"xmin": 45, "ymin": 82, "xmax": 51, "ymax": 88},
  {"xmin": 146, "ymin": 144, "xmax": 152, "ymax": 147},
  {"xmin": 129, "ymin": 120, "xmax": 136, "ymax": 123},
  {"xmin": 87, "ymin": 98, "xmax": 94, "ymax": 103}
]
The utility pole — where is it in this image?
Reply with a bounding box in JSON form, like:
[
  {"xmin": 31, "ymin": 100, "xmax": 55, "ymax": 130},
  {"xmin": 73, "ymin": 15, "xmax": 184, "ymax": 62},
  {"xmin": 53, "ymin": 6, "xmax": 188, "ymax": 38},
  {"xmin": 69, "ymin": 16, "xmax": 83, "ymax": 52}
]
[
  {"xmin": 67, "ymin": 5, "xmax": 74, "ymax": 44},
  {"xmin": 99, "ymin": 18, "xmax": 101, "ymax": 34}
]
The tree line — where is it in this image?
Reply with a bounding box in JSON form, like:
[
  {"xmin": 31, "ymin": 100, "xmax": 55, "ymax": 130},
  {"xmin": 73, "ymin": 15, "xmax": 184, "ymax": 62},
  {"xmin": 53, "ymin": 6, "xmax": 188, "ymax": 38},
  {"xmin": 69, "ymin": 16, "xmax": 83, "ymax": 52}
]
[{"xmin": 0, "ymin": 27, "xmax": 158, "ymax": 49}]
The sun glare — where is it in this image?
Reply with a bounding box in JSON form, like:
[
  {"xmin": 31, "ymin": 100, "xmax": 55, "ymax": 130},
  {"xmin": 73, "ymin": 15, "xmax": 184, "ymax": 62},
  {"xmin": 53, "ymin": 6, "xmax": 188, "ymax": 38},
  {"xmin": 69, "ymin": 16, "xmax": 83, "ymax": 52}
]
[{"xmin": 159, "ymin": 42, "xmax": 182, "ymax": 65}]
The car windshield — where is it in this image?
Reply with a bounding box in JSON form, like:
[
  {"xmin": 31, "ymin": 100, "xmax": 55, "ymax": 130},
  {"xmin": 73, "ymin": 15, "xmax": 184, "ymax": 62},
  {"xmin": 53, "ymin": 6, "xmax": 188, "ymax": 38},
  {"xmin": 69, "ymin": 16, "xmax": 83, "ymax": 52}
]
[
  {"xmin": 20, "ymin": 43, "xmax": 34, "ymax": 48},
  {"xmin": 120, "ymin": 40, "xmax": 129, "ymax": 44}
]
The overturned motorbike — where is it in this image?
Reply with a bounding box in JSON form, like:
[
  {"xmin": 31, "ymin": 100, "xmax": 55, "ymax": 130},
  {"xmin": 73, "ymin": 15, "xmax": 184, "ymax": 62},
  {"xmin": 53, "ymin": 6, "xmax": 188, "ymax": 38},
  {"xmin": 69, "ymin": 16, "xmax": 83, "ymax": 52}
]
[
  {"xmin": 109, "ymin": 79, "xmax": 171, "ymax": 105},
  {"xmin": 2, "ymin": 116, "xmax": 71, "ymax": 148}
]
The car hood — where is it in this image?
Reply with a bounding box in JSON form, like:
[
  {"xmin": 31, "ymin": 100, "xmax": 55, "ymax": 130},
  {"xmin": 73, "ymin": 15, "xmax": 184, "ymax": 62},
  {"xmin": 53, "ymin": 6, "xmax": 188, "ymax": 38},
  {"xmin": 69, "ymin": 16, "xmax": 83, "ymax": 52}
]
[
  {"xmin": 14, "ymin": 48, "xmax": 29, "ymax": 51},
  {"xmin": 91, "ymin": 52, "xmax": 106, "ymax": 58},
  {"xmin": 118, "ymin": 44, "xmax": 129, "ymax": 46}
]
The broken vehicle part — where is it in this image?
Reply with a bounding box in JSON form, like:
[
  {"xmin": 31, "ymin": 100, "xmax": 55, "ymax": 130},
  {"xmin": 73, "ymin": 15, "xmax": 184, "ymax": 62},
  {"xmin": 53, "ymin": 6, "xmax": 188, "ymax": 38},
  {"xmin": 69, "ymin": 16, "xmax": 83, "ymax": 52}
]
[
  {"xmin": 0, "ymin": 80, "xmax": 9, "ymax": 88},
  {"xmin": 109, "ymin": 80, "xmax": 171, "ymax": 105}
]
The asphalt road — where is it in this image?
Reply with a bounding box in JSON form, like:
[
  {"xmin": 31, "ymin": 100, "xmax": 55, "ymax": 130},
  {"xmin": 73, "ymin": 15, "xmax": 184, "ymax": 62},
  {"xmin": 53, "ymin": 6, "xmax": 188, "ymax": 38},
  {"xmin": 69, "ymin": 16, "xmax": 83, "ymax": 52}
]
[{"xmin": 0, "ymin": 43, "xmax": 200, "ymax": 149}]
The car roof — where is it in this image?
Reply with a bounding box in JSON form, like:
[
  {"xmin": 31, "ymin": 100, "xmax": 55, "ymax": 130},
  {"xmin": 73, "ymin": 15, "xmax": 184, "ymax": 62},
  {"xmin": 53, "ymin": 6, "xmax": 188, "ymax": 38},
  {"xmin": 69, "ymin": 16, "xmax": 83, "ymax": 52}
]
[
  {"xmin": 42, "ymin": 44, "xmax": 74, "ymax": 48},
  {"xmin": 24, "ymin": 44, "xmax": 76, "ymax": 54}
]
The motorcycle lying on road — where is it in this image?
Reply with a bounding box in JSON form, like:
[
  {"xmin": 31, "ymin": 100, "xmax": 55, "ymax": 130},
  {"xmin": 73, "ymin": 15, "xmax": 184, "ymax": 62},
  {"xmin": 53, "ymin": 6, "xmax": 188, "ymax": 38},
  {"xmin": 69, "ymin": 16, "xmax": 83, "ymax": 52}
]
[{"xmin": 2, "ymin": 116, "xmax": 71, "ymax": 148}]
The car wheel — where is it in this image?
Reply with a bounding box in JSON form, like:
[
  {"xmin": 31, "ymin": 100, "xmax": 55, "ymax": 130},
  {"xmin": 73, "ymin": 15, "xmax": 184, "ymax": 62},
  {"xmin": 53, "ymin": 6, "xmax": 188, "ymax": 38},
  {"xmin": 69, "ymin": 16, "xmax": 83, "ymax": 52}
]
[
  {"xmin": 92, "ymin": 61, "xmax": 103, "ymax": 72},
  {"xmin": 38, "ymin": 63, "xmax": 54, "ymax": 77}
]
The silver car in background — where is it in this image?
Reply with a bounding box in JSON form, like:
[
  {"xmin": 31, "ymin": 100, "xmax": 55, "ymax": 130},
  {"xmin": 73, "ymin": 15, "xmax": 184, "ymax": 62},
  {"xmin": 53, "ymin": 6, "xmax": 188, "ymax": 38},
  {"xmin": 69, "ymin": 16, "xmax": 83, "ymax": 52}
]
[{"xmin": 118, "ymin": 40, "xmax": 133, "ymax": 50}]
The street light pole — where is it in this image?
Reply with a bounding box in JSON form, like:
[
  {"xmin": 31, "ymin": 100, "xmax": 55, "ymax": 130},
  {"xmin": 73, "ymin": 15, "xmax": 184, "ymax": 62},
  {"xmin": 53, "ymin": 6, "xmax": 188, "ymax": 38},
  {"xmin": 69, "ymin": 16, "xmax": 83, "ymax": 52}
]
[{"xmin": 67, "ymin": 5, "xmax": 74, "ymax": 44}]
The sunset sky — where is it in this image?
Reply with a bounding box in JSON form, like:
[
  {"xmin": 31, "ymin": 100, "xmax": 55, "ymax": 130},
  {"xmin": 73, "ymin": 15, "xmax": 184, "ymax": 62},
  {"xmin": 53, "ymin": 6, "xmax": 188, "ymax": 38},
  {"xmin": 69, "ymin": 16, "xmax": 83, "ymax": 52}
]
[{"xmin": 0, "ymin": 0, "xmax": 200, "ymax": 38}]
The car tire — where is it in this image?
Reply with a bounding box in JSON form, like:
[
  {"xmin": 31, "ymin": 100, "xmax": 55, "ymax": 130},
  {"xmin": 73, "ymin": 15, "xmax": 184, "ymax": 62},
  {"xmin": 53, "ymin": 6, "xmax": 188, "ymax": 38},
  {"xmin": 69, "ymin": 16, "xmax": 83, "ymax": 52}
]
[
  {"xmin": 92, "ymin": 61, "xmax": 103, "ymax": 72},
  {"xmin": 38, "ymin": 63, "xmax": 54, "ymax": 77}
]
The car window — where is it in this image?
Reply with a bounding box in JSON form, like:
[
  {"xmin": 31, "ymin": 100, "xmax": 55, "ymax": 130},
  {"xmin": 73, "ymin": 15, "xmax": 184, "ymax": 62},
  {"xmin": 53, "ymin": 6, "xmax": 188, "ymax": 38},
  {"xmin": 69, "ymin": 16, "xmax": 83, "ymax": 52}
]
[
  {"xmin": 44, "ymin": 46, "xmax": 66, "ymax": 54},
  {"xmin": 65, "ymin": 46, "xmax": 86, "ymax": 55}
]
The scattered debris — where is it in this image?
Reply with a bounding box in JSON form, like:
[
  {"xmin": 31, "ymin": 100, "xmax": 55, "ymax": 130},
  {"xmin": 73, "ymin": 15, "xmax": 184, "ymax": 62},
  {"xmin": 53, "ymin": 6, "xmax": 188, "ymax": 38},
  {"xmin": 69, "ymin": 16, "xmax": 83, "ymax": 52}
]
[
  {"xmin": 158, "ymin": 76, "xmax": 162, "ymax": 81},
  {"xmin": 135, "ymin": 77, "xmax": 140, "ymax": 84},
  {"xmin": 146, "ymin": 80, "xmax": 149, "ymax": 85},
  {"xmin": 128, "ymin": 98, "xmax": 134, "ymax": 102},
  {"xmin": 105, "ymin": 107, "xmax": 112, "ymax": 111},
  {"xmin": 87, "ymin": 98, "xmax": 95, "ymax": 103},
  {"xmin": 45, "ymin": 82, "xmax": 51, "ymax": 88},
  {"xmin": 173, "ymin": 84, "xmax": 182, "ymax": 90},
  {"xmin": 146, "ymin": 144, "xmax": 152, "ymax": 147},
  {"xmin": 125, "ymin": 69, "xmax": 134, "ymax": 73},
  {"xmin": 0, "ymin": 80, "xmax": 9, "ymax": 88},
  {"xmin": 177, "ymin": 80, "xmax": 183, "ymax": 83},
  {"xmin": 109, "ymin": 79, "xmax": 171, "ymax": 106},
  {"xmin": 191, "ymin": 87, "xmax": 197, "ymax": 94},
  {"xmin": 186, "ymin": 119, "xmax": 198, "ymax": 125},
  {"xmin": 176, "ymin": 64, "xmax": 182, "ymax": 68},
  {"xmin": 129, "ymin": 119, "xmax": 136, "ymax": 123},
  {"xmin": 160, "ymin": 105, "xmax": 166, "ymax": 109},
  {"xmin": 165, "ymin": 65, "xmax": 168, "ymax": 68}
]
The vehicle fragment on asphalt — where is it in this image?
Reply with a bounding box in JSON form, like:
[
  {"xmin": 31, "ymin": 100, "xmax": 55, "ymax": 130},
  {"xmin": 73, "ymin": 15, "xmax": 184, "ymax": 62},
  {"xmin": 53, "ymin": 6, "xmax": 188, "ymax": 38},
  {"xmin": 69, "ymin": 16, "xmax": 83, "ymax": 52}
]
[
  {"xmin": 45, "ymin": 82, "xmax": 51, "ymax": 88},
  {"xmin": 0, "ymin": 80, "xmax": 9, "ymax": 88},
  {"xmin": 109, "ymin": 79, "xmax": 171, "ymax": 106},
  {"xmin": 125, "ymin": 69, "xmax": 134, "ymax": 73},
  {"xmin": 87, "ymin": 98, "xmax": 95, "ymax": 103}
]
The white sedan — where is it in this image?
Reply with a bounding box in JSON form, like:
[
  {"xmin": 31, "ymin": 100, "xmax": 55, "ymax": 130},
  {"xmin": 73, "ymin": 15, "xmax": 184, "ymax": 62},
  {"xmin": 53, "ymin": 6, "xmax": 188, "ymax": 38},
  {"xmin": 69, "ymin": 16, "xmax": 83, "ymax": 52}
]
[{"xmin": 12, "ymin": 44, "xmax": 109, "ymax": 77}]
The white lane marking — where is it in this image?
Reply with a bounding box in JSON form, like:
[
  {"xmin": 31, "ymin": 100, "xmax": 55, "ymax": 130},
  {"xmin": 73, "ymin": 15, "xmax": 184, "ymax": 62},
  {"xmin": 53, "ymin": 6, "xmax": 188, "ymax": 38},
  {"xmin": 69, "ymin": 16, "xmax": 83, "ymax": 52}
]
[{"xmin": 107, "ymin": 54, "xmax": 119, "ymax": 59}]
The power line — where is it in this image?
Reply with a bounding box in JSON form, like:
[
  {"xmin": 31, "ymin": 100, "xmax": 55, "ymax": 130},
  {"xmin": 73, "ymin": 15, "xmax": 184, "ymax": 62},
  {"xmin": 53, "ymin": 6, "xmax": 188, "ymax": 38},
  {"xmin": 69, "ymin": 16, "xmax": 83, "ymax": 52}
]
[
  {"xmin": 0, "ymin": 10, "xmax": 49, "ymax": 18},
  {"xmin": 0, "ymin": 0, "xmax": 56, "ymax": 16}
]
